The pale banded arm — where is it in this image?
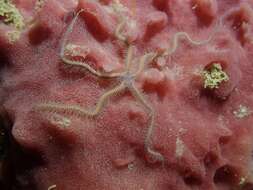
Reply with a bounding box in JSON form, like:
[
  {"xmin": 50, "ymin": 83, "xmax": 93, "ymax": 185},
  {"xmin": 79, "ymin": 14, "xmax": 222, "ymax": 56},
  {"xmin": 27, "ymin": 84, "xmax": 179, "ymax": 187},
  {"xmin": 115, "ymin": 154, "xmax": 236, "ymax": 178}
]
[
  {"xmin": 164, "ymin": 31, "xmax": 214, "ymax": 56},
  {"xmin": 37, "ymin": 83, "xmax": 126, "ymax": 117},
  {"xmin": 133, "ymin": 52, "xmax": 157, "ymax": 77},
  {"xmin": 60, "ymin": 9, "xmax": 124, "ymax": 78},
  {"xmin": 128, "ymin": 83, "xmax": 164, "ymax": 161}
]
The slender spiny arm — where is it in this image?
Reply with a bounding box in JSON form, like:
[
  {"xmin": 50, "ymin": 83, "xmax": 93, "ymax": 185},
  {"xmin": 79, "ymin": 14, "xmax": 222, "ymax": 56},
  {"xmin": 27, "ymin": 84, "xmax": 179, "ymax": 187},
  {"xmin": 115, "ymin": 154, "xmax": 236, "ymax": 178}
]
[
  {"xmin": 60, "ymin": 10, "xmax": 125, "ymax": 78},
  {"xmin": 115, "ymin": 20, "xmax": 127, "ymax": 42},
  {"xmin": 112, "ymin": 0, "xmax": 128, "ymax": 42},
  {"xmin": 128, "ymin": 83, "xmax": 164, "ymax": 161},
  {"xmin": 36, "ymin": 83, "xmax": 126, "ymax": 117},
  {"xmin": 60, "ymin": 10, "xmax": 84, "ymax": 57},
  {"xmin": 164, "ymin": 31, "xmax": 214, "ymax": 56},
  {"xmin": 61, "ymin": 56, "xmax": 125, "ymax": 78},
  {"xmin": 128, "ymin": 83, "xmax": 154, "ymax": 141},
  {"xmin": 164, "ymin": 18, "xmax": 220, "ymax": 56},
  {"xmin": 125, "ymin": 45, "xmax": 134, "ymax": 71},
  {"xmin": 133, "ymin": 52, "xmax": 157, "ymax": 77}
]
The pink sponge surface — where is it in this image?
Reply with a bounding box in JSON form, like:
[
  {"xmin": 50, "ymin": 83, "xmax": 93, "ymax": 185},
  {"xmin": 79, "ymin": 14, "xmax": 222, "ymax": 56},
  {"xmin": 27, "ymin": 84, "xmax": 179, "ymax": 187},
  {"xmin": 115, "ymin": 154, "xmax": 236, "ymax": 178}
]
[{"xmin": 1, "ymin": 0, "xmax": 253, "ymax": 189}]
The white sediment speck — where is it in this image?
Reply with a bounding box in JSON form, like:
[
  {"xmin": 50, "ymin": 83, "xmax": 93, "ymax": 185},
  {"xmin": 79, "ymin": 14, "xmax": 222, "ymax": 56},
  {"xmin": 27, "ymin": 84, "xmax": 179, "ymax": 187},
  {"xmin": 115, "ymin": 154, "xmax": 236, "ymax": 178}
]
[
  {"xmin": 233, "ymin": 105, "xmax": 252, "ymax": 119},
  {"xmin": 192, "ymin": 4, "xmax": 198, "ymax": 10},
  {"xmin": 65, "ymin": 44, "xmax": 90, "ymax": 57},
  {"xmin": 239, "ymin": 177, "xmax": 246, "ymax": 186},
  {"xmin": 128, "ymin": 19, "xmax": 137, "ymax": 30},
  {"xmin": 175, "ymin": 137, "xmax": 185, "ymax": 158},
  {"xmin": 48, "ymin": 184, "xmax": 56, "ymax": 190},
  {"xmin": 128, "ymin": 163, "xmax": 134, "ymax": 171}
]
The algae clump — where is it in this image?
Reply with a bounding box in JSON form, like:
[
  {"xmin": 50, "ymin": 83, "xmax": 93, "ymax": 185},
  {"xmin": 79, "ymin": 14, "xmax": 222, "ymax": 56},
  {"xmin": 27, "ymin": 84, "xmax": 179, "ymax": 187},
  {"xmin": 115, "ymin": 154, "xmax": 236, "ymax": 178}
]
[
  {"xmin": 203, "ymin": 63, "xmax": 229, "ymax": 89},
  {"xmin": 0, "ymin": 0, "xmax": 24, "ymax": 29}
]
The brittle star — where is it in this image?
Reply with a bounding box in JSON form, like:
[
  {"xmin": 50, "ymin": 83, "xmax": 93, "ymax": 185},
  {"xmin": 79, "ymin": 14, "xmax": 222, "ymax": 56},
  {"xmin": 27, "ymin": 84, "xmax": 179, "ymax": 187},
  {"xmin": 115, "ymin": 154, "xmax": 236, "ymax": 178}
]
[
  {"xmin": 37, "ymin": 6, "xmax": 217, "ymax": 162},
  {"xmin": 37, "ymin": 9, "xmax": 163, "ymax": 161}
]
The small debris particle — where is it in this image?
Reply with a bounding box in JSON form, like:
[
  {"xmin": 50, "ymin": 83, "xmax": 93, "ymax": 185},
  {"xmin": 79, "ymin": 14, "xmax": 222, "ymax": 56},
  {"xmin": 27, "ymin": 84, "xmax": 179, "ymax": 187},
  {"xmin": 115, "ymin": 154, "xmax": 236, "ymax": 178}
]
[
  {"xmin": 65, "ymin": 44, "xmax": 90, "ymax": 58},
  {"xmin": 113, "ymin": 156, "xmax": 135, "ymax": 169},
  {"xmin": 192, "ymin": 4, "xmax": 198, "ymax": 10},
  {"xmin": 233, "ymin": 105, "xmax": 252, "ymax": 119},
  {"xmin": 6, "ymin": 30, "xmax": 20, "ymax": 43},
  {"xmin": 35, "ymin": 0, "xmax": 45, "ymax": 11},
  {"xmin": 239, "ymin": 177, "xmax": 246, "ymax": 186},
  {"xmin": 48, "ymin": 184, "xmax": 56, "ymax": 190},
  {"xmin": 175, "ymin": 137, "xmax": 185, "ymax": 158},
  {"xmin": 127, "ymin": 163, "xmax": 134, "ymax": 171}
]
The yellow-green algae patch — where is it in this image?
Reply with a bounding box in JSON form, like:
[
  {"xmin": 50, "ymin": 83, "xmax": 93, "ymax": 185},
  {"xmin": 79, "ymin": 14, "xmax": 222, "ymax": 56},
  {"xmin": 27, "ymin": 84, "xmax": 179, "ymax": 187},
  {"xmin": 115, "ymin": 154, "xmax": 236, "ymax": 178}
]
[
  {"xmin": 0, "ymin": 0, "xmax": 25, "ymax": 43},
  {"xmin": 202, "ymin": 63, "xmax": 229, "ymax": 89},
  {"xmin": 0, "ymin": 0, "xmax": 24, "ymax": 29}
]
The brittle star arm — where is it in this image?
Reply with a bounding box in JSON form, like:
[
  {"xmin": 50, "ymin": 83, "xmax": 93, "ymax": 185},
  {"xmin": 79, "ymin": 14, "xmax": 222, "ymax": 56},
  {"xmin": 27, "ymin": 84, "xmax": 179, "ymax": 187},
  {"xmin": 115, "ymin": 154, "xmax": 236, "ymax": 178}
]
[
  {"xmin": 115, "ymin": 20, "xmax": 127, "ymax": 42},
  {"xmin": 133, "ymin": 52, "xmax": 157, "ymax": 77},
  {"xmin": 163, "ymin": 19, "xmax": 221, "ymax": 57},
  {"xmin": 125, "ymin": 45, "xmax": 134, "ymax": 71},
  {"xmin": 128, "ymin": 83, "xmax": 164, "ymax": 161},
  {"xmin": 36, "ymin": 83, "xmax": 126, "ymax": 117},
  {"xmin": 60, "ymin": 9, "xmax": 124, "ymax": 78},
  {"xmin": 163, "ymin": 31, "xmax": 214, "ymax": 56},
  {"xmin": 112, "ymin": 0, "xmax": 127, "ymax": 42}
]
